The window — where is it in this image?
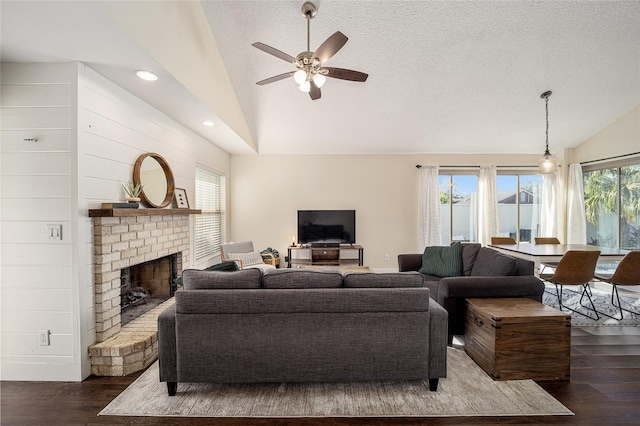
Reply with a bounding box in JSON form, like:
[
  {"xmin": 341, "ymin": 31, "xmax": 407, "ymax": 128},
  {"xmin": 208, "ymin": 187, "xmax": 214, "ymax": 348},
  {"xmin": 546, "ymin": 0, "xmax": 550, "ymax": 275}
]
[
  {"xmin": 439, "ymin": 174, "xmax": 478, "ymax": 245},
  {"xmin": 194, "ymin": 165, "xmax": 226, "ymax": 262},
  {"xmin": 496, "ymin": 174, "xmax": 543, "ymax": 243},
  {"xmin": 583, "ymin": 162, "xmax": 640, "ymax": 249},
  {"xmin": 438, "ymin": 171, "xmax": 542, "ymax": 245}
]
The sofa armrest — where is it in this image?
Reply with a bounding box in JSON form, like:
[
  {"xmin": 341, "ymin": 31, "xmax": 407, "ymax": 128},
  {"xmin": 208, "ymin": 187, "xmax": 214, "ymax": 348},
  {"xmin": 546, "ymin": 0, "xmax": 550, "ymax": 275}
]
[
  {"xmin": 437, "ymin": 275, "xmax": 545, "ymax": 300},
  {"xmin": 428, "ymin": 300, "xmax": 448, "ymax": 380},
  {"xmin": 514, "ymin": 258, "xmax": 534, "ymax": 276},
  {"xmin": 398, "ymin": 254, "xmax": 422, "ymax": 272},
  {"xmin": 435, "ymin": 275, "xmax": 544, "ymax": 342},
  {"xmin": 158, "ymin": 304, "xmax": 177, "ymax": 383}
]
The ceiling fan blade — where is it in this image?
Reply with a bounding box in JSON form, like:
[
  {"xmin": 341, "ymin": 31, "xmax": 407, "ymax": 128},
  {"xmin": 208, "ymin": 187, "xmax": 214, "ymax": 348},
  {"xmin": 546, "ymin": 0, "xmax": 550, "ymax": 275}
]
[
  {"xmin": 323, "ymin": 67, "xmax": 368, "ymax": 82},
  {"xmin": 309, "ymin": 80, "xmax": 321, "ymax": 100},
  {"xmin": 256, "ymin": 71, "xmax": 295, "ymax": 85},
  {"xmin": 252, "ymin": 42, "xmax": 296, "ymax": 63},
  {"xmin": 311, "ymin": 31, "xmax": 348, "ymax": 65}
]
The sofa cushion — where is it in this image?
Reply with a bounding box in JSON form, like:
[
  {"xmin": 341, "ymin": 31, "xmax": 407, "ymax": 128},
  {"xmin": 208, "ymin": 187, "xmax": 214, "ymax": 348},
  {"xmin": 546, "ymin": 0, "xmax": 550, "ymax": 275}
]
[
  {"xmin": 470, "ymin": 247, "xmax": 518, "ymax": 276},
  {"xmin": 343, "ymin": 272, "xmax": 424, "ymax": 288},
  {"xmin": 262, "ymin": 269, "xmax": 343, "ymax": 289},
  {"xmin": 419, "ymin": 243, "xmax": 463, "ymax": 277},
  {"xmin": 228, "ymin": 251, "xmax": 264, "ymax": 267},
  {"xmin": 461, "ymin": 243, "xmax": 482, "ymax": 276},
  {"xmin": 182, "ymin": 268, "xmax": 262, "ymax": 290}
]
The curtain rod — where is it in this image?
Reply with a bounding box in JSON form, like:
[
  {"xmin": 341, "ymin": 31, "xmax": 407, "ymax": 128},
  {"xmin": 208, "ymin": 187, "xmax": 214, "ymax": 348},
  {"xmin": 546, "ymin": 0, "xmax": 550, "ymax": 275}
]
[
  {"xmin": 580, "ymin": 152, "xmax": 640, "ymax": 165},
  {"xmin": 415, "ymin": 165, "xmax": 538, "ymax": 169}
]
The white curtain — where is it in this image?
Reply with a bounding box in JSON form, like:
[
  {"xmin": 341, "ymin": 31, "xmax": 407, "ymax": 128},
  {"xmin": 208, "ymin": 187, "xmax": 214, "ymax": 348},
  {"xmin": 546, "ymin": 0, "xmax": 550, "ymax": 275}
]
[
  {"xmin": 540, "ymin": 171, "xmax": 558, "ymax": 237},
  {"xmin": 478, "ymin": 165, "xmax": 498, "ymax": 246},
  {"xmin": 418, "ymin": 166, "xmax": 442, "ymax": 249},
  {"xmin": 566, "ymin": 163, "xmax": 587, "ymax": 244}
]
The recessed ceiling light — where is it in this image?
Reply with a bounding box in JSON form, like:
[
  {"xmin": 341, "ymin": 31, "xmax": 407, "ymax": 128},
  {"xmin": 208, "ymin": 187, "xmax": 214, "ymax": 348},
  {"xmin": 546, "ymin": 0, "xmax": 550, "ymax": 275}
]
[
  {"xmin": 202, "ymin": 121, "xmax": 215, "ymax": 127},
  {"xmin": 135, "ymin": 70, "xmax": 158, "ymax": 81}
]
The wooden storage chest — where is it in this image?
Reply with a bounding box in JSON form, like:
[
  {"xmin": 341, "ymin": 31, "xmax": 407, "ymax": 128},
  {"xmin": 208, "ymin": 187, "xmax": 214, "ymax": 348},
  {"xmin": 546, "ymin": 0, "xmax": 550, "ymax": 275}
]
[{"xmin": 465, "ymin": 298, "xmax": 571, "ymax": 381}]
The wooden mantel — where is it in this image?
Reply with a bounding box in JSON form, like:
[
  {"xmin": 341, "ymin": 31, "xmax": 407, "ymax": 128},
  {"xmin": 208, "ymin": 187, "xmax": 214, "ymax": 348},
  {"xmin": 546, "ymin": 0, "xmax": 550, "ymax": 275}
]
[{"xmin": 89, "ymin": 208, "xmax": 201, "ymax": 217}]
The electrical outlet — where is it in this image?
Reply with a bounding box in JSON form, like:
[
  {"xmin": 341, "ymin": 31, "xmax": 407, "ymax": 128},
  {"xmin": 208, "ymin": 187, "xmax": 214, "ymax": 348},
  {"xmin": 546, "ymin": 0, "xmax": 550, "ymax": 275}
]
[
  {"xmin": 384, "ymin": 254, "xmax": 390, "ymax": 262},
  {"xmin": 39, "ymin": 330, "xmax": 50, "ymax": 346}
]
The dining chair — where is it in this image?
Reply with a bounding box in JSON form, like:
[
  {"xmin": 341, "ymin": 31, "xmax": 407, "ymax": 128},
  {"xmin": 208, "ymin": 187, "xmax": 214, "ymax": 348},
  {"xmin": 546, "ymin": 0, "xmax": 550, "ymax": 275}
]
[
  {"xmin": 220, "ymin": 241, "xmax": 276, "ymax": 271},
  {"xmin": 594, "ymin": 251, "xmax": 640, "ymax": 319},
  {"xmin": 540, "ymin": 250, "xmax": 601, "ymax": 320},
  {"xmin": 535, "ymin": 237, "xmax": 561, "ymax": 244},
  {"xmin": 490, "ymin": 237, "xmax": 516, "ymax": 245},
  {"xmin": 535, "ymin": 237, "xmax": 561, "ymax": 273}
]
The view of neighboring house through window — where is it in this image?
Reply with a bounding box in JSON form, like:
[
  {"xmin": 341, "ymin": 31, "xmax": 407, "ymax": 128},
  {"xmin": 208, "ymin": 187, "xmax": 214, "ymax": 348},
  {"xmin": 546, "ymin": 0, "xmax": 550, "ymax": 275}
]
[
  {"xmin": 439, "ymin": 172, "xmax": 542, "ymax": 245},
  {"xmin": 439, "ymin": 174, "xmax": 478, "ymax": 245},
  {"xmin": 496, "ymin": 174, "xmax": 543, "ymax": 243},
  {"xmin": 194, "ymin": 165, "xmax": 226, "ymax": 262},
  {"xmin": 583, "ymin": 162, "xmax": 640, "ymax": 250}
]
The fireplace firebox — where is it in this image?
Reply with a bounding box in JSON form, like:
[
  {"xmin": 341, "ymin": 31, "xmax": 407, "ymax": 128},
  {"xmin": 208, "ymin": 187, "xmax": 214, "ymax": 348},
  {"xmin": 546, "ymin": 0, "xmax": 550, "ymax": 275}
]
[{"xmin": 120, "ymin": 254, "xmax": 178, "ymax": 325}]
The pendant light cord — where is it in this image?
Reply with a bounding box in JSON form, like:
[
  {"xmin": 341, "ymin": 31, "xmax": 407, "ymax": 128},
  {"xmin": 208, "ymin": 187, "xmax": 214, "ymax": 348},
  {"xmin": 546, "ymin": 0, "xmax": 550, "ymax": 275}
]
[{"xmin": 545, "ymin": 95, "xmax": 550, "ymax": 155}]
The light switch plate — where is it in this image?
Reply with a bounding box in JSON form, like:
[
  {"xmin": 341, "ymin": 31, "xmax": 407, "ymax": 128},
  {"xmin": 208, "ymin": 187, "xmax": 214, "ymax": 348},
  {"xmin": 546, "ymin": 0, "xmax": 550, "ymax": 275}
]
[{"xmin": 46, "ymin": 224, "xmax": 62, "ymax": 240}]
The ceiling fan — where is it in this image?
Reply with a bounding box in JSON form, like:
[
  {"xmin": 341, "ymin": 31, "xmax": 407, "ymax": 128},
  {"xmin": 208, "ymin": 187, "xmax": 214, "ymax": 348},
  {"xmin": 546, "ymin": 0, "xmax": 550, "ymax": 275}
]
[{"xmin": 252, "ymin": 1, "xmax": 368, "ymax": 100}]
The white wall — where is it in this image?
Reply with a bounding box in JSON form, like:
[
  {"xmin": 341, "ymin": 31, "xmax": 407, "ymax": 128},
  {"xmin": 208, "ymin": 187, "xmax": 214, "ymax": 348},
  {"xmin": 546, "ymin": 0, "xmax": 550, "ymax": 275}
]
[
  {"xmin": 1, "ymin": 62, "xmax": 231, "ymax": 381},
  {"xmin": 229, "ymin": 154, "xmax": 540, "ymax": 271},
  {"xmin": 570, "ymin": 105, "xmax": 640, "ymax": 164},
  {"xmin": 1, "ymin": 62, "xmax": 78, "ymax": 380}
]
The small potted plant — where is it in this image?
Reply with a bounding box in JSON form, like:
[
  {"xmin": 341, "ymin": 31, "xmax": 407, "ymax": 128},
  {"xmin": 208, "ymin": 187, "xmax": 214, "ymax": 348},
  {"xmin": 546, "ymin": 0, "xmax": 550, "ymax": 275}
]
[{"xmin": 122, "ymin": 181, "xmax": 144, "ymax": 203}]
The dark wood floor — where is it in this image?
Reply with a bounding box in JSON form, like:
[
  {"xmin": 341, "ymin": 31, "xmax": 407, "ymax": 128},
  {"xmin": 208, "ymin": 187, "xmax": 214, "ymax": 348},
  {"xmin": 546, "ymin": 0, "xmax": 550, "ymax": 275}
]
[{"xmin": 2, "ymin": 325, "xmax": 640, "ymax": 425}]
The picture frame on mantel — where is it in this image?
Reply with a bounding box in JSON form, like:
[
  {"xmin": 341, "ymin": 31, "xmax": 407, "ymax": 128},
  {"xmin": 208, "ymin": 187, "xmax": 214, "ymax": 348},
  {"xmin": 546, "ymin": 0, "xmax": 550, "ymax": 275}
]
[{"xmin": 174, "ymin": 188, "xmax": 189, "ymax": 209}]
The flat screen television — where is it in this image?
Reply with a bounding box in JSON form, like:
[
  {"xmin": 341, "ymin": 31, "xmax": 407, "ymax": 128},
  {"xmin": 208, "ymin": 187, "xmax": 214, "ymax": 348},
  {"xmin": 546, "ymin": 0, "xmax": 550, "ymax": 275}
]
[{"xmin": 297, "ymin": 210, "xmax": 356, "ymax": 246}]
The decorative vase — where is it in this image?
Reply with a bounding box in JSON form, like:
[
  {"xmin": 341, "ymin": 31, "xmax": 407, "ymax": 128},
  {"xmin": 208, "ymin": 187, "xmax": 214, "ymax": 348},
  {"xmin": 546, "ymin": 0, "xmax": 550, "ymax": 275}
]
[{"xmin": 126, "ymin": 197, "xmax": 141, "ymax": 203}]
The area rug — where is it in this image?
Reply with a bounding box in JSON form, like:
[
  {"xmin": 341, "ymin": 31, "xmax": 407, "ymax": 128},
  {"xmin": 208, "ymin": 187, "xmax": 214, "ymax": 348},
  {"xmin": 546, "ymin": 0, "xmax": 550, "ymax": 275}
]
[
  {"xmin": 542, "ymin": 284, "xmax": 640, "ymax": 326},
  {"xmin": 99, "ymin": 347, "xmax": 572, "ymax": 418}
]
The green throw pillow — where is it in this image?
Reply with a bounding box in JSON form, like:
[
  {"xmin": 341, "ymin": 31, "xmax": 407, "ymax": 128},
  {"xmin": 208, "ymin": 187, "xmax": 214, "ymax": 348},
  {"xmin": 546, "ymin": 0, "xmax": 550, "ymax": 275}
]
[
  {"xmin": 419, "ymin": 243, "xmax": 463, "ymax": 277},
  {"xmin": 174, "ymin": 261, "xmax": 239, "ymax": 287}
]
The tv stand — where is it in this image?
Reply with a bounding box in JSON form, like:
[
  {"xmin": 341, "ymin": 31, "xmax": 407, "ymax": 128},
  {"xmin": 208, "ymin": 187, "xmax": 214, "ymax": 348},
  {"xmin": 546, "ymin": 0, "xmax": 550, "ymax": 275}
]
[
  {"xmin": 309, "ymin": 242, "xmax": 340, "ymax": 248},
  {"xmin": 287, "ymin": 245, "xmax": 364, "ymax": 268}
]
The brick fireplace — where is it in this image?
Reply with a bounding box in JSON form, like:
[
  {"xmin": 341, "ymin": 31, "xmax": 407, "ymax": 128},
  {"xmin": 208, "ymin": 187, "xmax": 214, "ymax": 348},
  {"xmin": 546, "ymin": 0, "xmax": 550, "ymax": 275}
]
[{"xmin": 88, "ymin": 210, "xmax": 195, "ymax": 376}]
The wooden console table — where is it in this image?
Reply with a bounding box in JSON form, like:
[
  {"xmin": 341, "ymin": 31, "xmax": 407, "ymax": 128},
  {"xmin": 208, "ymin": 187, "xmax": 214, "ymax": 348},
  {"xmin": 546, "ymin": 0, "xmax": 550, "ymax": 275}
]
[{"xmin": 287, "ymin": 245, "xmax": 364, "ymax": 268}]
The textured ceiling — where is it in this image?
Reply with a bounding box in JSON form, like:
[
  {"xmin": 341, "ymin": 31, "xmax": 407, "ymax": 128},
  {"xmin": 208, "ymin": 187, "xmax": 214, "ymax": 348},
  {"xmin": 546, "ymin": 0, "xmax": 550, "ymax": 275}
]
[
  {"xmin": 2, "ymin": 1, "xmax": 639, "ymax": 156},
  {"xmin": 201, "ymin": 0, "xmax": 640, "ymax": 155}
]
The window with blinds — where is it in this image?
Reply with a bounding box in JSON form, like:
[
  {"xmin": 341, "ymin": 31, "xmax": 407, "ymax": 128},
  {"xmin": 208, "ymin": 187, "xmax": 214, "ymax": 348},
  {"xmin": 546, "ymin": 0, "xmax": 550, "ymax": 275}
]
[{"xmin": 194, "ymin": 165, "xmax": 226, "ymax": 262}]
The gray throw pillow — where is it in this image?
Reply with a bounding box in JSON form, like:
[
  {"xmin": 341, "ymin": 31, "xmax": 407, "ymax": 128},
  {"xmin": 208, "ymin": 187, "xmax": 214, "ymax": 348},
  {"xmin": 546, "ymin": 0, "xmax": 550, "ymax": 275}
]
[
  {"xmin": 419, "ymin": 243, "xmax": 463, "ymax": 277},
  {"xmin": 460, "ymin": 243, "xmax": 482, "ymax": 276},
  {"xmin": 470, "ymin": 248, "xmax": 517, "ymax": 276}
]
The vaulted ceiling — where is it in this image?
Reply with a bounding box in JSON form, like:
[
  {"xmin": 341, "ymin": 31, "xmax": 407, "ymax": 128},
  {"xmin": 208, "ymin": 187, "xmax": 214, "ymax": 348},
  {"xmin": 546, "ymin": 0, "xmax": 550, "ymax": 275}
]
[{"xmin": 2, "ymin": 1, "xmax": 639, "ymax": 156}]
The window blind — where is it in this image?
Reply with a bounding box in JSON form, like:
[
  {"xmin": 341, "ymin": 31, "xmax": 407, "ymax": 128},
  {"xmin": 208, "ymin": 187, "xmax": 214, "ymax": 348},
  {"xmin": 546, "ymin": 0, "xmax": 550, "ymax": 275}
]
[{"xmin": 194, "ymin": 166, "xmax": 226, "ymax": 262}]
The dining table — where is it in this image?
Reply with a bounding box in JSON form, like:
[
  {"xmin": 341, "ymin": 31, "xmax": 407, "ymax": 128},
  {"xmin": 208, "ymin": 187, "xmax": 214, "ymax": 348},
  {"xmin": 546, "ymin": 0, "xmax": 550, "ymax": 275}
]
[{"xmin": 488, "ymin": 243, "xmax": 630, "ymax": 276}]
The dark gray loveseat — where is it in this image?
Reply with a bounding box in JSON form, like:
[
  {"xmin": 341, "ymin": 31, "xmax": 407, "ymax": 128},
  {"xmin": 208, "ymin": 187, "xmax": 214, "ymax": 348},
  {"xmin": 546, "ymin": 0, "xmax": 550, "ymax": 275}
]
[
  {"xmin": 398, "ymin": 244, "xmax": 544, "ymax": 343},
  {"xmin": 158, "ymin": 268, "xmax": 448, "ymax": 396}
]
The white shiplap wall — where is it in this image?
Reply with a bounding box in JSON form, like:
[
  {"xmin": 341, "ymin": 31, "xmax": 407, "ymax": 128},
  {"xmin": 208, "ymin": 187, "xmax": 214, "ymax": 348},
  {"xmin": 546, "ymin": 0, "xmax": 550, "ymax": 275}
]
[
  {"xmin": 1, "ymin": 62, "xmax": 232, "ymax": 381},
  {"xmin": 1, "ymin": 62, "xmax": 78, "ymax": 380}
]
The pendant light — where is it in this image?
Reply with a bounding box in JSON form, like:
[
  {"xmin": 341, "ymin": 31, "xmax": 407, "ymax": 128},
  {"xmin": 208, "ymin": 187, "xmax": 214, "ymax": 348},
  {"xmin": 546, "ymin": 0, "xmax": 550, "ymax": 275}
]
[{"xmin": 538, "ymin": 90, "xmax": 558, "ymax": 174}]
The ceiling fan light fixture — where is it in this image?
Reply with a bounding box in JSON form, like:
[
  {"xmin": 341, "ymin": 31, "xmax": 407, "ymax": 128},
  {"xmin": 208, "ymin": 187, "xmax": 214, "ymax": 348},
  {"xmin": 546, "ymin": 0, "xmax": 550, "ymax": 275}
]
[
  {"xmin": 299, "ymin": 80, "xmax": 311, "ymax": 92},
  {"xmin": 538, "ymin": 90, "xmax": 558, "ymax": 174},
  {"xmin": 313, "ymin": 73, "xmax": 326, "ymax": 88},
  {"xmin": 294, "ymin": 69, "xmax": 307, "ymax": 84},
  {"xmin": 252, "ymin": 1, "xmax": 368, "ymax": 100}
]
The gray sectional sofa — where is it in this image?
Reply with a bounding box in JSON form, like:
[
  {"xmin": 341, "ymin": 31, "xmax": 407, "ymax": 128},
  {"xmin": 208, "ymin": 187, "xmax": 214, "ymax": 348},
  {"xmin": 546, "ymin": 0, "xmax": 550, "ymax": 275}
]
[
  {"xmin": 158, "ymin": 268, "xmax": 448, "ymax": 396},
  {"xmin": 398, "ymin": 243, "xmax": 544, "ymax": 343}
]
